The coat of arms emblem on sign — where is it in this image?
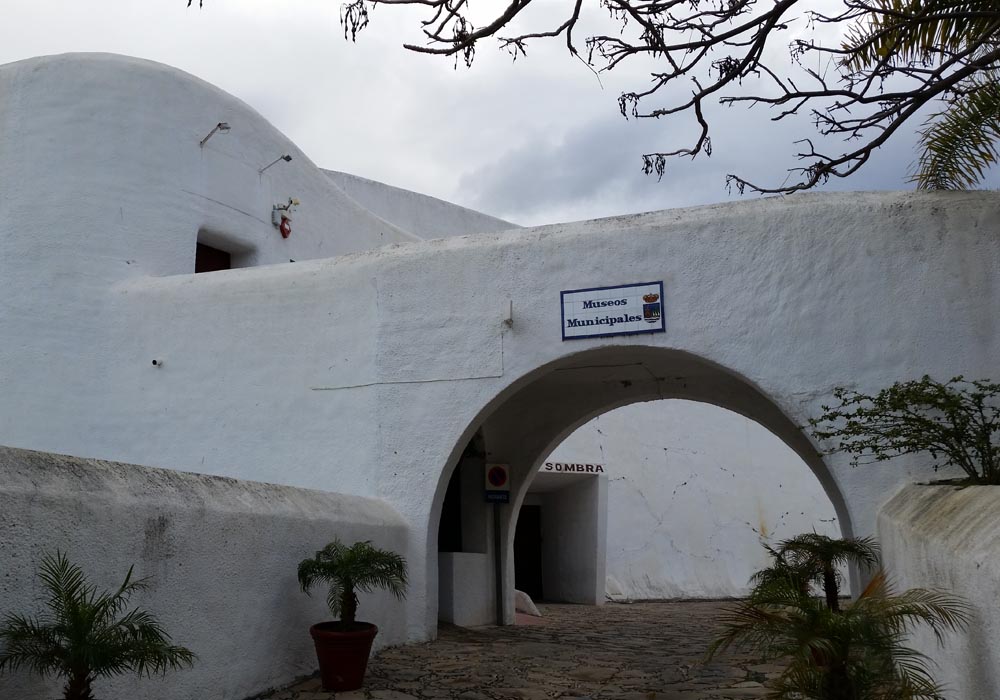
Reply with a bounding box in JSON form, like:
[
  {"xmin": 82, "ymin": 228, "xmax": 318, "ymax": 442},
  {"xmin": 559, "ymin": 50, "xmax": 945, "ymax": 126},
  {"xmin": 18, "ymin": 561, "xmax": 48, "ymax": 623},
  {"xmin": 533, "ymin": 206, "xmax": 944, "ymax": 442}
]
[{"xmin": 642, "ymin": 293, "xmax": 661, "ymax": 324}]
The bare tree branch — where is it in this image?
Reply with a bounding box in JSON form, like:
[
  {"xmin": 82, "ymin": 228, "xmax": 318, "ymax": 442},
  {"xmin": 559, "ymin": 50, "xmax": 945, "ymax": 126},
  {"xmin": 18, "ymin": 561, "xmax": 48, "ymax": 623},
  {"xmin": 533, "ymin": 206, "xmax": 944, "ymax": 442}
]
[{"xmin": 319, "ymin": 0, "xmax": 1000, "ymax": 192}]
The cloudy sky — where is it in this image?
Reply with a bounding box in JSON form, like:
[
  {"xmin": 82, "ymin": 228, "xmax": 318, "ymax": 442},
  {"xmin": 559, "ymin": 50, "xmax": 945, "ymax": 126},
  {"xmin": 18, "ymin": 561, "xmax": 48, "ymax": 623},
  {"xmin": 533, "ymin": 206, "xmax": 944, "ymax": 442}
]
[{"xmin": 3, "ymin": 0, "xmax": 997, "ymax": 225}]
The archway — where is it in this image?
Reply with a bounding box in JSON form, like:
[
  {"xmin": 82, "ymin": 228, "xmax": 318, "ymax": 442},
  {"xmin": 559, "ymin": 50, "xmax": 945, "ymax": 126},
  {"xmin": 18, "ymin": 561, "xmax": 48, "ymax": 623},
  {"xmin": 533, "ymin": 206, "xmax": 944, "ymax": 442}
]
[
  {"xmin": 429, "ymin": 345, "xmax": 853, "ymax": 629},
  {"xmin": 519, "ymin": 399, "xmax": 845, "ymax": 606}
]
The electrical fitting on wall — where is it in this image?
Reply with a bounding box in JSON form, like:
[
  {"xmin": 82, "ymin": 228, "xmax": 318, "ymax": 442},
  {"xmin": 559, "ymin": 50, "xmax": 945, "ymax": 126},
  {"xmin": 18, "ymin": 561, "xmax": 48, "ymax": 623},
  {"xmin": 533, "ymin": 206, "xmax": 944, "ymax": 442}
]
[
  {"xmin": 259, "ymin": 154, "xmax": 292, "ymax": 175},
  {"xmin": 502, "ymin": 300, "xmax": 514, "ymax": 329},
  {"xmin": 272, "ymin": 198, "xmax": 300, "ymax": 239}
]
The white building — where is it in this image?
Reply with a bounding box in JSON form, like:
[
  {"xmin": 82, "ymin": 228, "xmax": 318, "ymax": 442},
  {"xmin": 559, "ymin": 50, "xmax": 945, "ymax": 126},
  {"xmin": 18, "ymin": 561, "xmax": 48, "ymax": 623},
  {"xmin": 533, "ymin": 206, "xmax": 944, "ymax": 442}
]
[{"xmin": 2, "ymin": 53, "xmax": 998, "ymax": 700}]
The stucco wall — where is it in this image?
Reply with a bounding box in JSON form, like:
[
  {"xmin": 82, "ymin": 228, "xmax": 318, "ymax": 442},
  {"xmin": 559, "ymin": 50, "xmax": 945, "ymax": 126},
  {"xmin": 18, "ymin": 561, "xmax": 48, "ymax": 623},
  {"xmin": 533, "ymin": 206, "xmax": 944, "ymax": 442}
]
[
  {"xmin": 1, "ymin": 53, "xmax": 998, "ymax": 643},
  {"xmin": 0, "ymin": 446, "xmax": 409, "ymax": 700},
  {"xmin": 545, "ymin": 401, "xmax": 842, "ymax": 599},
  {"xmin": 3, "ymin": 189, "xmax": 996, "ymax": 639},
  {"xmin": 879, "ymin": 484, "xmax": 1000, "ymax": 700}
]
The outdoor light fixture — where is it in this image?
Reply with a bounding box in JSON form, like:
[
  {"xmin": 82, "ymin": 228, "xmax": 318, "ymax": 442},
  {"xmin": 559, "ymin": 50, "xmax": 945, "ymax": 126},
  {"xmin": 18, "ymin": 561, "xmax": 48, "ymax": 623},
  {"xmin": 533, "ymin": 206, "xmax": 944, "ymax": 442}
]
[
  {"xmin": 259, "ymin": 154, "xmax": 293, "ymax": 175},
  {"xmin": 199, "ymin": 122, "xmax": 231, "ymax": 147}
]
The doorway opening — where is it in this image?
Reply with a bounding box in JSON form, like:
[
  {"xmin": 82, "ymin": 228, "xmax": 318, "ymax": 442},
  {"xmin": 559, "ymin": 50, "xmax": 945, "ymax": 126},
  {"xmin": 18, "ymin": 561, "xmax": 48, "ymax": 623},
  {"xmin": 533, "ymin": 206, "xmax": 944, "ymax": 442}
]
[{"xmin": 513, "ymin": 504, "xmax": 543, "ymax": 600}]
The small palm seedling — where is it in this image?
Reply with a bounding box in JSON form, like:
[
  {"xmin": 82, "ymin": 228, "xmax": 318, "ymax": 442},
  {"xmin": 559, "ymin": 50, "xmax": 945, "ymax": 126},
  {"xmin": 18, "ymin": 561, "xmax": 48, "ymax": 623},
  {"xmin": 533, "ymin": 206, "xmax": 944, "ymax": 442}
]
[
  {"xmin": 297, "ymin": 539, "xmax": 407, "ymax": 691},
  {"xmin": 0, "ymin": 552, "xmax": 195, "ymax": 700},
  {"xmin": 709, "ymin": 534, "xmax": 970, "ymax": 700}
]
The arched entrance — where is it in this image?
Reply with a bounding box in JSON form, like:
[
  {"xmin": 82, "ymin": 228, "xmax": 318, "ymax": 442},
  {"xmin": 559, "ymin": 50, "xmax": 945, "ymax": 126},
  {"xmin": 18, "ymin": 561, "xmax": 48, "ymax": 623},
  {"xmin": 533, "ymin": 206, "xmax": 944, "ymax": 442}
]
[
  {"xmin": 520, "ymin": 399, "xmax": 845, "ymax": 605},
  {"xmin": 429, "ymin": 345, "xmax": 853, "ymax": 628}
]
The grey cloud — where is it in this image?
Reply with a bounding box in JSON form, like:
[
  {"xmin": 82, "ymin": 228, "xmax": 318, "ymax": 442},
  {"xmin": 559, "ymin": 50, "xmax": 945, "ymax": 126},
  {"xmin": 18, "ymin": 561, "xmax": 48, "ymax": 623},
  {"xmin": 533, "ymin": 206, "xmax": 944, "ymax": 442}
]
[
  {"xmin": 459, "ymin": 103, "xmax": 1000, "ymax": 226},
  {"xmin": 3, "ymin": 0, "xmax": 996, "ymax": 228}
]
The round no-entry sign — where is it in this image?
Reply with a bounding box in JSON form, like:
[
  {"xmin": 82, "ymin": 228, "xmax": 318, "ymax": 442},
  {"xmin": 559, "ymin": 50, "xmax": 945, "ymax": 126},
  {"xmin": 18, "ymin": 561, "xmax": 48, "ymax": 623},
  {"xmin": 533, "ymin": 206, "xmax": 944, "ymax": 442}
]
[
  {"xmin": 484, "ymin": 463, "xmax": 511, "ymax": 503},
  {"xmin": 487, "ymin": 464, "xmax": 508, "ymax": 488}
]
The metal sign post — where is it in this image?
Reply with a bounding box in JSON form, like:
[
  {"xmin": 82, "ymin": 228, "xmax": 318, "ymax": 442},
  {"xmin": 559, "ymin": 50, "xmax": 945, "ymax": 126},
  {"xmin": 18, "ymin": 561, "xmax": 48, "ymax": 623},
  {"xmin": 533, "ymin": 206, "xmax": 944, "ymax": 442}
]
[
  {"xmin": 485, "ymin": 464, "xmax": 511, "ymax": 625},
  {"xmin": 492, "ymin": 502, "xmax": 503, "ymax": 626}
]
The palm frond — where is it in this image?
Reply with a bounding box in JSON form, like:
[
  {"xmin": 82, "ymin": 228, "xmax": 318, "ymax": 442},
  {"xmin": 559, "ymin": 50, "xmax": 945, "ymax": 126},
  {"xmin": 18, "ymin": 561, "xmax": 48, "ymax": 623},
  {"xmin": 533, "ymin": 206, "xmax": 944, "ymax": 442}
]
[
  {"xmin": 37, "ymin": 552, "xmax": 89, "ymax": 621},
  {"xmin": 0, "ymin": 614, "xmax": 67, "ymax": 677},
  {"xmin": 843, "ymin": 0, "xmax": 1000, "ymax": 70},
  {"xmin": 913, "ymin": 78, "xmax": 1000, "ymax": 189},
  {"xmin": 297, "ymin": 539, "xmax": 408, "ymax": 620},
  {"xmin": 777, "ymin": 533, "xmax": 881, "ymax": 571}
]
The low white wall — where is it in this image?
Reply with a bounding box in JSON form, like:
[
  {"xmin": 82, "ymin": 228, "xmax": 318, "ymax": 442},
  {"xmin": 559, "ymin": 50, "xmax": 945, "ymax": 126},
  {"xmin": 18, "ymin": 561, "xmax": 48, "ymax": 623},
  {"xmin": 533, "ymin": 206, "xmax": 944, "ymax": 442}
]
[
  {"xmin": 540, "ymin": 477, "xmax": 607, "ymax": 604},
  {"xmin": 879, "ymin": 484, "xmax": 1000, "ymax": 700},
  {"xmin": 0, "ymin": 446, "xmax": 409, "ymax": 700},
  {"xmin": 437, "ymin": 552, "xmax": 495, "ymax": 626},
  {"xmin": 545, "ymin": 401, "xmax": 842, "ymax": 599}
]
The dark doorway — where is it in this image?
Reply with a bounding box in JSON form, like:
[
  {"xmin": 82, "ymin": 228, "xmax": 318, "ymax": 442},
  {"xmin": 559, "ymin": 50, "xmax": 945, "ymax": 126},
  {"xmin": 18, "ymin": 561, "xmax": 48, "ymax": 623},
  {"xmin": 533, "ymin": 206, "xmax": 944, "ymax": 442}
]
[
  {"xmin": 514, "ymin": 505, "xmax": 544, "ymax": 601},
  {"xmin": 195, "ymin": 243, "xmax": 231, "ymax": 273},
  {"xmin": 437, "ymin": 467, "xmax": 463, "ymax": 552}
]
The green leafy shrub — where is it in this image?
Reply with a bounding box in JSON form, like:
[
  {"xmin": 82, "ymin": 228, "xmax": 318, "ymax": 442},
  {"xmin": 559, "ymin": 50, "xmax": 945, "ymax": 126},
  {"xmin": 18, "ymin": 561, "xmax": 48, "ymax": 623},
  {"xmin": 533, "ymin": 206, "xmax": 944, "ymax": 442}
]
[
  {"xmin": 298, "ymin": 539, "xmax": 407, "ymax": 626},
  {"xmin": 710, "ymin": 534, "xmax": 970, "ymax": 700},
  {"xmin": 0, "ymin": 552, "xmax": 195, "ymax": 700},
  {"xmin": 808, "ymin": 376, "xmax": 1000, "ymax": 484}
]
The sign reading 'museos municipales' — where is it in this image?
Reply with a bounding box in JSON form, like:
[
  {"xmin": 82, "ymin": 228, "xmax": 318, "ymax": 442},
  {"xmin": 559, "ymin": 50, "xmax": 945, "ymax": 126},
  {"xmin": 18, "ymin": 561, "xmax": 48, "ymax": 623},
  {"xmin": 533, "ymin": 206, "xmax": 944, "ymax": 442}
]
[{"xmin": 560, "ymin": 281, "xmax": 665, "ymax": 340}]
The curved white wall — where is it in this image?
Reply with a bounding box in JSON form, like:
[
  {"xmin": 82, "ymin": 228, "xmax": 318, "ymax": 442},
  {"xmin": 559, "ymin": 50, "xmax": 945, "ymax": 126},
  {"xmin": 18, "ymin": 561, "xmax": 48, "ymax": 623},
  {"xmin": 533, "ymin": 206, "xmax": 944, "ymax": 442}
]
[
  {"xmin": 0, "ymin": 446, "xmax": 409, "ymax": 700},
  {"xmin": 544, "ymin": 400, "xmax": 841, "ymax": 599}
]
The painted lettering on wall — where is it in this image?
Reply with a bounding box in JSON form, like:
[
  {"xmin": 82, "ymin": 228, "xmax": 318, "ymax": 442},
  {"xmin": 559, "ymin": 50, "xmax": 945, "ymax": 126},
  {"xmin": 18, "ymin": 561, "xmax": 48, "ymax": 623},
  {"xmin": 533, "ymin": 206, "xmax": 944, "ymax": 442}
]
[{"xmin": 543, "ymin": 462, "xmax": 606, "ymax": 473}]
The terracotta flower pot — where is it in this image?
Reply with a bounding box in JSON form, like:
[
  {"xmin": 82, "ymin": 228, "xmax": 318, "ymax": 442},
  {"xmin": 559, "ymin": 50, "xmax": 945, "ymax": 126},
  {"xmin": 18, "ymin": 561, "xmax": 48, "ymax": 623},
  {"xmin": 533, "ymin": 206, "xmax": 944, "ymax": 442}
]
[{"xmin": 309, "ymin": 621, "xmax": 378, "ymax": 691}]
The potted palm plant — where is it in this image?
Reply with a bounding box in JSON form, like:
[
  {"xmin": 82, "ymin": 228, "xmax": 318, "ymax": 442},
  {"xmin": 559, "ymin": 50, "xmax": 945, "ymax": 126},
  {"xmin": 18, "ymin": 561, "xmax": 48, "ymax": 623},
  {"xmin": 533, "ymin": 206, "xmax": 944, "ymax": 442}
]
[
  {"xmin": 0, "ymin": 552, "xmax": 195, "ymax": 700},
  {"xmin": 297, "ymin": 538, "xmax": 407, "ymax": 692}
]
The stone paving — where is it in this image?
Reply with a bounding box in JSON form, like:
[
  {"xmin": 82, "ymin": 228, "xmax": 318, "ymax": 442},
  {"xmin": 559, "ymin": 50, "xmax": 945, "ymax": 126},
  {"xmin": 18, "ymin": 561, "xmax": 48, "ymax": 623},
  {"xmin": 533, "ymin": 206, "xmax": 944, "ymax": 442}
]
[{"xmin": 263, "ymin": 601, "xmax": 784, "ymax": 700}]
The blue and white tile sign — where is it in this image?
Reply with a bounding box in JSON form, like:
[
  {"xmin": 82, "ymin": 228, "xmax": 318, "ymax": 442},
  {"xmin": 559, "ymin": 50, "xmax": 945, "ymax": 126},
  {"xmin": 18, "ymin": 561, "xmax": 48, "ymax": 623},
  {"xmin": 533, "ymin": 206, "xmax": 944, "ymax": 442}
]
[{"xmin": 561, "ymin": 281, "xmax": 665, "ymax": 340}]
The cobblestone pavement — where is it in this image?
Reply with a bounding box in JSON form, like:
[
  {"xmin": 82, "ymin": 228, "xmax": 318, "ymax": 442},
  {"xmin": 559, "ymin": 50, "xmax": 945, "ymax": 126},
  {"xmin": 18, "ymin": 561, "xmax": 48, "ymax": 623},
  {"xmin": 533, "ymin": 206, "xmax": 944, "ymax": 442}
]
[{"xmin": 265, "ymin": 601, "xmax": 783, "ymax": 700}]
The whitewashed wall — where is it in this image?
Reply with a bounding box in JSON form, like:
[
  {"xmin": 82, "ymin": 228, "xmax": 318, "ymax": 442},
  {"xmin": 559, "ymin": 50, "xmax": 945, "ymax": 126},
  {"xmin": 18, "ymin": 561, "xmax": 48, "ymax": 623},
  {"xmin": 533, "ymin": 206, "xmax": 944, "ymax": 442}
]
[
  {"xmin": 0, "ymin": 446, "xmax": 409, "ymax": 700},
  {"xmin": 544, "ymin": 401, "xmax": 842, "ymax": 599},
  {"xmin": 1, "ymin": 52, "xmax": 998, "ymax": 647},
  {"xmin": 879, "ymin": 485, "xmax": 1000, "ymax": 700}
]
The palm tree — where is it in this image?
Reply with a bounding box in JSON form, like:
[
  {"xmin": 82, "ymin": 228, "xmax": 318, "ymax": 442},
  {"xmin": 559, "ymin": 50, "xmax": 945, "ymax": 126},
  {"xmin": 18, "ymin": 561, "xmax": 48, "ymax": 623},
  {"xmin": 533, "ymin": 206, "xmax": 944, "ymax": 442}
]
[
  {"xmin": 0, "ymin": 552, "xmax": 195, "ymax": 700},
  {"xmin": 714, "ymin": 573, "xmax": 969, "ymax": 699},
  {"xmin": 710, "ymin": 535, "xmax": 970, "ymax": 700},
  {"xmin": 752, "ymin": 533, "xmax": 880, "ymax": 612},
  {"xmin": 298, "ymin": 539, "xmax": 407, "ymax": 625}
]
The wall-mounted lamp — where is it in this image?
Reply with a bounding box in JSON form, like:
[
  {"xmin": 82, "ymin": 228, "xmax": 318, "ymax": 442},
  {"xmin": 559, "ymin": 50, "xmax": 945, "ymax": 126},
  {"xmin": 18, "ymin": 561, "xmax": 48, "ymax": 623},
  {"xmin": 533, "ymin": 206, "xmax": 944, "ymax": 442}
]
[
  {"xmin": 199, "ymin": 122, "xmax": 231, "ymax": 147},
  {"xmin": 259, "ymin": 154, "xmax": 293, "ymax": 175}
]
